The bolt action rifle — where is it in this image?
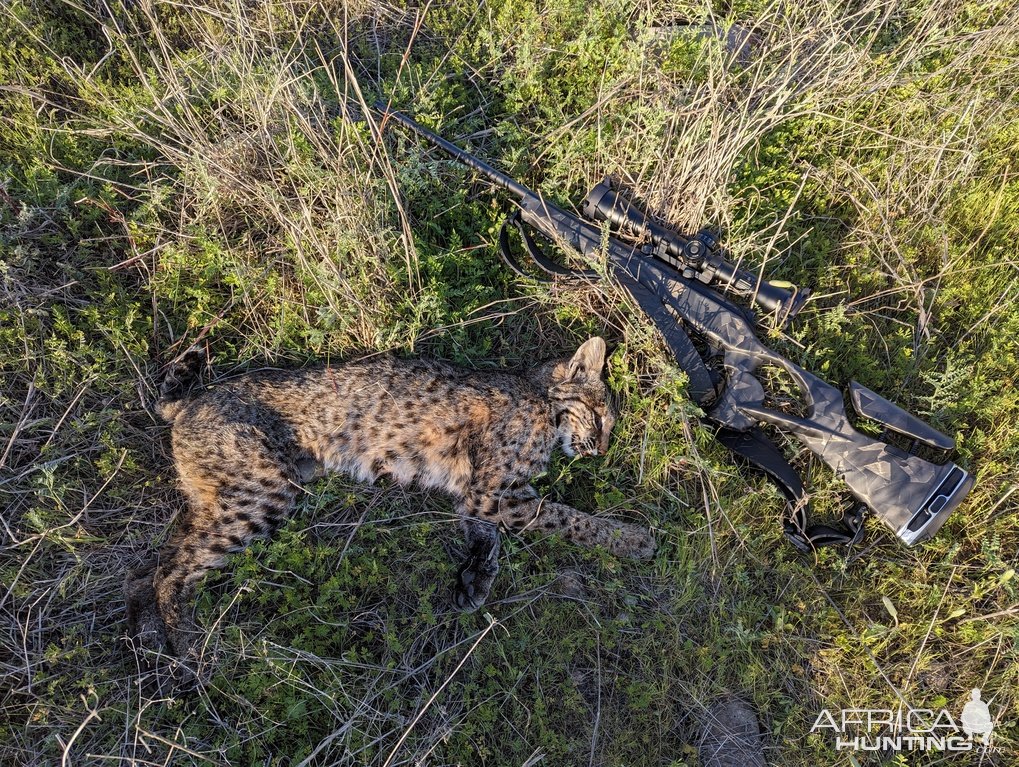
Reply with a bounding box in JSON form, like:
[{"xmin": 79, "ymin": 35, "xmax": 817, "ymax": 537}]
[{"xmin": 375, "ymin": 102, "xmax": 974, "ymax": 550}]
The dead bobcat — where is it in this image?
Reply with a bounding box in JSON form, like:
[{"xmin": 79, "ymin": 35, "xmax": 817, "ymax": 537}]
[{"xmin": 125, "ymin": 338, "xmax": 655, "ymax": 660}]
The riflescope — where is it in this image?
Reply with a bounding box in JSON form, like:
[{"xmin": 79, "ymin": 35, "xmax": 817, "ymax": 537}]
[{"xmin": 582, "ymin": 179, "xmax": 808, "ymax": 324}]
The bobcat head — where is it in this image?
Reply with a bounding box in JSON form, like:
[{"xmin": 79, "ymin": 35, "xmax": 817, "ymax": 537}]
[{"xmin": 548, "ymin": 337, "xmax": 615, "ymax": 458}]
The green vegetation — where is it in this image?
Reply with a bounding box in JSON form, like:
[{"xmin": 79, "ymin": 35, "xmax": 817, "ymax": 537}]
[{"xmin": 2, "ymin": 1, "xmax": 1017, "ymax": 764}]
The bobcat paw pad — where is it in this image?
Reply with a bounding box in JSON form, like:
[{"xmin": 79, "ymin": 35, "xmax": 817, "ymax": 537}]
[
  {"xmin": 453, "ymin": 557, "xmax": 497, "ymax": 612},
  {"xmin": 453, "ymin": 582, "xmax": 484, "ymax": 612}
]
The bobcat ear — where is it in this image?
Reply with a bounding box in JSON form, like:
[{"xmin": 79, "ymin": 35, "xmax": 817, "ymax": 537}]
[{"xmin": 564, "ymin": 337, "xmax": 606, "ymax": 383}]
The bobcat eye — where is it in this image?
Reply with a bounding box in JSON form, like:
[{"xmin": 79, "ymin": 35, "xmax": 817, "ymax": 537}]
[{"xmin": 593, "ymin": 412, "xmax": 603, "ymax": 431}]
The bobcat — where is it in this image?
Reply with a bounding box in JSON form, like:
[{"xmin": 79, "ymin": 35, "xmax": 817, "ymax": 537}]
[{"xmin": 125, "ymin": 338, "xmax": 656, "ymax": 660}]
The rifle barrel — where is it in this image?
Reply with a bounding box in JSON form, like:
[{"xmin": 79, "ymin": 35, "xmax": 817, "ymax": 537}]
[{"xmin": 374, "ymin": 102, "xmax": 532, "ymax": 200}]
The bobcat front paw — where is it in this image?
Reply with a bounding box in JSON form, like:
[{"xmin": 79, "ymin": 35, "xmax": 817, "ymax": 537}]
[
  {"xmin": 126, "ymin": 626, "xmax": 213, "ymax": 696},
  {"xmin": 124, "ymin": 613, "xmax": 171, "ymax": 675},
  {"xmin": 125, "ymin": 563, "xmax": 171, "ymax": 664},
  {"xmin": 453, "ymin": 553, "xmax": 499, "ymax": 612},
  {"xmin": 131, "ymin": 650, "xmax": 211, "ymax": 698}
]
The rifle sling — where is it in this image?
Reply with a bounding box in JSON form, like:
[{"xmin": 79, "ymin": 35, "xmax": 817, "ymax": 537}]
[
  {"xmin": 500, "ymin": 212, "xmax": 600, "ymax": 280},
  {"xmin": 611, "ymin": 269, "xmax": 718, "ymax": 404},
  {"xmin": 619, "ymin": 254, "xmax": 866, "ymax": 550},
  {"xmin": 714, "ymin": 427, "xmax": 864, "ymax": 550}
]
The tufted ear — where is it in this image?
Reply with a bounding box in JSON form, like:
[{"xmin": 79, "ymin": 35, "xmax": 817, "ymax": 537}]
[{"xmin": 563, "ymin": 337, "xmax": 606, "ymax": 384}]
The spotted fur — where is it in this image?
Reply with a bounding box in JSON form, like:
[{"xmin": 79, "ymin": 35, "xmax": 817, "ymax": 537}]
[{"xmin": 126, "ymin": 338, "xmax": 655, "ymax": 659}]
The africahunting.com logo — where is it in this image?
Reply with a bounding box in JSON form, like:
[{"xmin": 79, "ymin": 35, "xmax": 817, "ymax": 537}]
[{"xmin": 811, "ymin": 689, "xmax": 994, "ymax": 752}]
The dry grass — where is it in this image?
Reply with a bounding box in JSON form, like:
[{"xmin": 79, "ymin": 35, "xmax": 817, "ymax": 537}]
[{"xmin": 2, "ymin": 0, "xmax": 1018, "ymax": 764}]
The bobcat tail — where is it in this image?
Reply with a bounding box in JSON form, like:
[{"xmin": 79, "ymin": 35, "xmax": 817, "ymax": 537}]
[{"xmin": 156, "ymin": 345, "xmax": 205, "ymax": 422}]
